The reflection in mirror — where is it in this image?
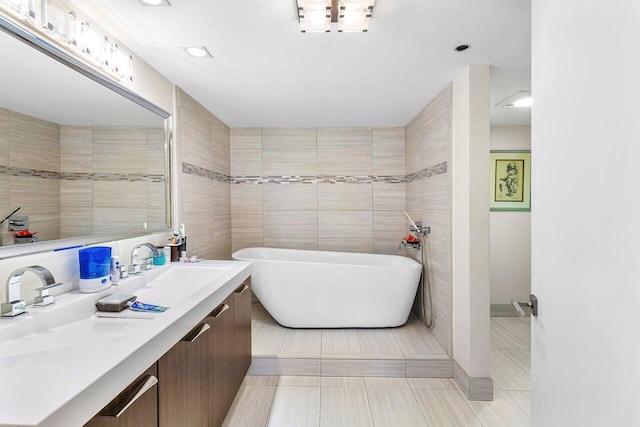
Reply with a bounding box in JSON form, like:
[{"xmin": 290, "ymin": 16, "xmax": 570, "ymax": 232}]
[{"xmin": 0, "ymin": 26, "xmax": 169, "ymax": 247}]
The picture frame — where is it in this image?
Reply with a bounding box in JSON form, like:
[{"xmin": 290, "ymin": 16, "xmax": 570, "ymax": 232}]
[{"xmin": 490, "ymin": 151, "xmax": 531, "ymax": 211}]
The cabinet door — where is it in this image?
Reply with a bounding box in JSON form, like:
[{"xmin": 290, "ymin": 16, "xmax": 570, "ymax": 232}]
[
  {"xmin": 84, "ymin": 364, "xmax": 158, "ymax": 427},
  {"xmin": 207, "ymin": 297, "xmax": 235, "ymax": 427},
  {"xmin": 233, "ymin": 279, "xmax": 252, "ymax": 392},
  {"xmin": 158, "ymin": 321, "xmax": 211, "ymax": 427}
]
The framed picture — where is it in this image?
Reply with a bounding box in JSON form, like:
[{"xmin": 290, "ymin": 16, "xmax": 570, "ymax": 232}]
[{"xmin": 490, "ymin": 151, "xmax": 531, "ymax": 211}]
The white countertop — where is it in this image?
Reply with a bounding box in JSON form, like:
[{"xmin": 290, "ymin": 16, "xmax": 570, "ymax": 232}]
[{"xmin": 0, "ymin": 260, "xmax": 251, "ymax": 427}]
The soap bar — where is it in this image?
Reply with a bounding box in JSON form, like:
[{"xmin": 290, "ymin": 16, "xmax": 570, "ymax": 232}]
[{"xmin": 95, "ymin": 294, "xmax": 137, "ymax": 312}]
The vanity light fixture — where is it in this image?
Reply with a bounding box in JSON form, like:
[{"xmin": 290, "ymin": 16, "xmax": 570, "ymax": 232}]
[
  {"xmin": 183, "ymin": 46, "xmax": 212, "ymax": 58},
  {"xmin": 296, "ymin": 0, "xmax": 375, "ymax": 33},
  {"xmin": 0, "ymin": 0, "xmax": 134, "ymax": 82},
  {"xmin": 137, "ymin": 0, "xmax": 171, "ymax": 6},
  {"xmin": 496, "ymin": 90, "xmax": 533, "ymax": 108}
]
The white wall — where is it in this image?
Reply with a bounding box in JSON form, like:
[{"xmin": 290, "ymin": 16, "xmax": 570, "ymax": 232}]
[
  {"xmin": 490, "ymin": 125, "xmax": 531, "ymax": 304},
  {"xmin": 532, "ymin": 1, "xmax": 640, "ymax": 425},
  {"xmin": 451, "ymin": 64, "xmax": 491, "ymax": 379}
]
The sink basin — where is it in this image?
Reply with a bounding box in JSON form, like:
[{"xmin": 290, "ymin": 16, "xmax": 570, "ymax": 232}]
[{"xmin": 135, "ymin": 265, "xmax": 233, "ymax": 306}]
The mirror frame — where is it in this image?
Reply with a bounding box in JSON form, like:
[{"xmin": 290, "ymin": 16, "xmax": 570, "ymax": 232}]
[{"xmin": 0, "ymin": 15, "xmax": 173, "ymax": 260}]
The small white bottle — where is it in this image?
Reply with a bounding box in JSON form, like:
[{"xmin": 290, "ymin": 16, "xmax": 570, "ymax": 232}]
[{"xmin": 110, "ymin": 256, "xmax": 120, "ymax": 284}]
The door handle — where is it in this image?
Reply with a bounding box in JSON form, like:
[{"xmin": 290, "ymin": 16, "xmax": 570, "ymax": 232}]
[{"xmin": 511, "ymin": 294, "xmax": 538, "ymax": 317}]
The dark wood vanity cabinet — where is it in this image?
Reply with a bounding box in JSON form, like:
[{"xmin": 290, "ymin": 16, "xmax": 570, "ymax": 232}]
[
  {"xmin": 157, "ymin": 321, "xmax": 211, "ymax": 426},
  {"xmin": 86, "ymin": 279, "xmax": 252, "ymax": 427},
  {"xmin": 84, "ymin": 364, "xmax": 158, "ymax": 427},
  {"xmin": 158, "ymin": 279, "xmax": 253, "ymax": 427},
  {"xmin": 233, "ymin": 279, "xmax": 252, "ymax": 392}
]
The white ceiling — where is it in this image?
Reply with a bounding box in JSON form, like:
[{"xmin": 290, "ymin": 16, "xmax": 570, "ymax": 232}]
[{"xmin": 83, "ymin": 0, "xmax": 531, "ymax": 128}]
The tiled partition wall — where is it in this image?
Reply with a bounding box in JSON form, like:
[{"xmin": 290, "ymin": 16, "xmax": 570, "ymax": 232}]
[
  {"xmin": 176, "ymin": 88, "xmax": 231, "ymax": 259},
  {"xmin": 405, "ymin": 85, "xmax": 453, "ymax": 356},
  {"xmin": 229, "ymin": 127, "xmax": 406, "ymax": 254},
  {"xmin": 0, "ymin": 108, "xmax": 60, "ymax": 244}
]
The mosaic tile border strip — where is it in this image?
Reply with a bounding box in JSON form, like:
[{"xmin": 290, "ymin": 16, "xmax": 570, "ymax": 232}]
[
  {"xmin": 405, "ymin": 162, "xmax": 448, "ymax": 182},
  {"xmin": 183, "ymin": 161, "xmax": 447, "ymax": 184},
  {"xmin": 0, "ymin": 165, "xmax": 165, "ymax": 182}
]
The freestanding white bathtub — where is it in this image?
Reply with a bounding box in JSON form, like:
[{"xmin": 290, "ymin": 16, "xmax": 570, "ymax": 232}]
[{"xmin": 232, "ymin": 247, "xmax": 422, "ymax": 328}]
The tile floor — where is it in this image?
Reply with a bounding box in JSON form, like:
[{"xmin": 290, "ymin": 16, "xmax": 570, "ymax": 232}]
[
  {"xmin": 223, "ymin": 315, "xmax": 531, "ymax": 426},
  {"xmin": 251, "ymin": 302, "xmax": 450, "ymax": 377}
]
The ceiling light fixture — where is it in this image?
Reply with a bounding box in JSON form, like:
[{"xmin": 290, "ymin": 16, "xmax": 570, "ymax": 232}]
[
  {"xmin": 297, "ymin": 0, "xmax": 375, "ymax": 33},
  {"xmin": 496, "ymin": 91, "xmax": 533, "ymax": 108},
  {"xmin": 0, "ymin": 0, "xmax": 134, "ymax": 81},
  {"xmin": 183, "ymin": 46, "xmax": 212, "ymax": 58},
  {"xmin": 137, "ymin": 0, "xmax": 171, "ymax": 6}
]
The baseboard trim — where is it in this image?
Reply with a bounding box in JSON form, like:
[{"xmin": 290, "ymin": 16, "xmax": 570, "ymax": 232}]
[{"xmin": 452, "ymin": 360, "xmax": 493, "ymax": 401}]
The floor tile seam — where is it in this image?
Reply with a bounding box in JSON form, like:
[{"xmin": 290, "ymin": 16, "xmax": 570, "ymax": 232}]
[
  {"xmin": 262, "ymin": 384, "xmax": 278, "ymax": 427},
  {"xmin": 406, "ymin": 382, "xmax": 435, "ymax": 426},
  {"xmin": 454, "ymin": 387, "xmax": 488, "ymax": 426}
]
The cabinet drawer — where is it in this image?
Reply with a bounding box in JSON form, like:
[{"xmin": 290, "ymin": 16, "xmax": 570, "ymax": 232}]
[{"xmin": 84, "ymin": 364, "xmax": 158, "ymax": 427}]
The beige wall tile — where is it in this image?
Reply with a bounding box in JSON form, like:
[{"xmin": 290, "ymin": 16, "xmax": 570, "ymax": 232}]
[
  {"xmin": 10, "ymin": 176, "xmax": 60, "ymax": 207},
  {"xmin": 318, "ymin": 211, "xmax": 372, "ymax": 253},
  {"xmin": 373, "ymin": 211, "xmax": 406, "ymax": 254},
  {"xmin": 60, "ymin": 126, "xmax": 92, "ymax": 174},
  {"xmin": 147, "ymin": 181, "xmax": 167, "ymax": 228},
  {"xmin": 60, "ymin": 209, "xmax": 93, "ymax": 238},
  {"xmin": 0, "ymin": 107, "xmax": 8, "ymax": 166},
  {"xmin": 317, "ymin": 127, "xmax": 372, "ymax": 176},
  {"xmin": 93, "ymin": 207, "xmax": 147, "ymax": 235},
  {"xmin": 373, "ymin": 184, "xmax": 405, "ymax": 211},
  {"xmin": 262, "ymin": 128, "xmax": 316, "ymax": 150},
  {"xmin": 211, "ymin": 114, "xmax": 230, "ymax": 175},
  {"xmin": 93, "ymin": 181, "xmax": 148, "ymax": 209},
  {"xmin": 373, "ymin": 127, "xmax": 405, "ymax": 176},
  {"xmin": 146, "ymin": 127, "xmax": 165, "ymax": 175},
  {"xmin": 182, "ymin": 210, "xmax": 216, "ymax": 260},
  {"xmin": 212, "ymin": 210, "xmax": 231, "ymax": 259},
  {"xmin": 317, "ymin": 184, "xmax": 372, "ymax": 211},
  {"xmin": 263, "ymin": 184, "xmax": 317, "ymax": 211},
  {"xmin": 262, "ymin": 128, "xmax": 317, "ymax": 176},
  {"xmin": 231, "ymin": 184, "xmax": 263, "ymax": 211},
  {"xmin": 92, "ymin": 126, "xmax": 147, "ymax": 174},
  {"xmin": 60, "ymin": 181, "xmax": 92, "ymax": 208},
  {"xmin": 181, "ymin": 173, "xmax": 215, "ymax": 214},
  {"xmin": 212, "ymin": 179, "xmax": 231, "ymax": 214},
  {"xmin": 263, "ymin": 211, "xmax": 318, "ymax": 250},
  {"xmin": 263, "ymin": 148, "xmax": 317, "ymax": 176},
  {"xmin": 231, "ymin": 128, "xmax": 262, "ymax": 176},
  {"xmin": 10, "ymin": 111, "xmax": 60, "ymax": 172},
  {"xmin": 177, "ymin": 89, "xmax": 214, "ymax": 170},
  {"xmin": 232, "ymin": 211, "xmax": 263, "ymax": 252}
]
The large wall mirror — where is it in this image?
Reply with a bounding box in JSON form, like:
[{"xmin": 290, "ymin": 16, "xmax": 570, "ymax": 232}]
[{"xmin": 0, "ymin": 19, "xmax": 172, "ymax": 257}]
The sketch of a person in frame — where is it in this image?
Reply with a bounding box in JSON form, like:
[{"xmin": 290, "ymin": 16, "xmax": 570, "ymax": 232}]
[{"xmin": 499, "ymin": 161, "xmax": 519, "ymax": 198}]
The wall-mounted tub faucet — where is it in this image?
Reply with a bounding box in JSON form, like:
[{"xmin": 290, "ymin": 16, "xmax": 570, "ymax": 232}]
[
  {"xmin": 131, "ymin": 243, "xmax": 159, "ymax": 266},
  {"xmin": 1, "ymin": 265, "xmax": 62, "ymax": 317}
]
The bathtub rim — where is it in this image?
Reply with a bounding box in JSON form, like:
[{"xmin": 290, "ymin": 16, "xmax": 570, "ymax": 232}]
[{"xmin": 232, "ymin": 247, "xmax": 421, "ymax": 271}]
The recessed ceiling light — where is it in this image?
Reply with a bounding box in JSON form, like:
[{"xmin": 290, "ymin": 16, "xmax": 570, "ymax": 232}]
[
  {"xmin": 183, "ymin": 46, "xmax": 213, "ymax": 58},
  {"xmin": 455, "ymin": 44, "xmax": 470, "ymax": 52},
  {"xmin": 496, "ymin": 91, "xmax": 533, "ymax": 108},
  {"xmin": 137, "ymin": 0, "xmax": 171, "ymax": 6}
]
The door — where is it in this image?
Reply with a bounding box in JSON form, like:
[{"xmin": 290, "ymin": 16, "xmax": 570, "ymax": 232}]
[{"xmin": 531, "ymin": 1, "xmax": 640, "ymax": 425}]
